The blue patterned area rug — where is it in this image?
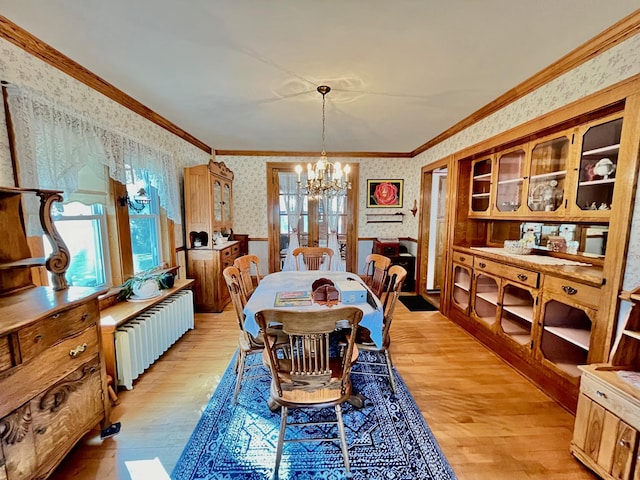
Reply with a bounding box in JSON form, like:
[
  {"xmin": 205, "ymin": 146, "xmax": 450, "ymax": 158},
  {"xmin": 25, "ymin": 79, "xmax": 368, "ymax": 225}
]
[{"xmin": 171, "ymin": 351, "xmax": 457, "ymax": 480}]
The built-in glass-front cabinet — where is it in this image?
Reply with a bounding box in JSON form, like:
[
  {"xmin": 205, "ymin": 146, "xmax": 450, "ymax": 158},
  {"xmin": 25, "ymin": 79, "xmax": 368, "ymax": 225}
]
[
  {"xmin": 468, "ymin": 114, "xmax": 623, "ymax": 221},
  {"xmin": 573, "ymin": 114, "xmax": 623, "ymax": 218},
  {"xmin": 469, "ymin": 157, "xmax": 493, "ymax": 216}
]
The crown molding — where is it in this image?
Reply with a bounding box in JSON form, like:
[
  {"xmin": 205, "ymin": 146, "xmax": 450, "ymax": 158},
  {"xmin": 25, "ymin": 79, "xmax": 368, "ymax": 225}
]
[{"xmin": 0, "ymin": 15, "xmax": 212, "ymax": 154}]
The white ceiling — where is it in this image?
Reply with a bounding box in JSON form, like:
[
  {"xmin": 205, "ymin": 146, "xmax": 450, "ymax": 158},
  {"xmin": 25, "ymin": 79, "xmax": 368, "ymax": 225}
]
[{"xmin": 1, "ymin": 1, "xmax": 638, "ymax": 154}]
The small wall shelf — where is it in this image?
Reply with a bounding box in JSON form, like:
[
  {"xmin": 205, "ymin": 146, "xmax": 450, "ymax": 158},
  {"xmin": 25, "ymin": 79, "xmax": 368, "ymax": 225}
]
[{"xmin": 366, "ymin": 213, "xmax": 405, "ymax": 223}]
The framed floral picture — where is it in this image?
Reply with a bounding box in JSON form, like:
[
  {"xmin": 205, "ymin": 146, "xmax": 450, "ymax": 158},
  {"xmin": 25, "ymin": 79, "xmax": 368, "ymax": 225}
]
[{"xmin": 367, "ymin": 179, "xmax": 404, "ymax": 208}]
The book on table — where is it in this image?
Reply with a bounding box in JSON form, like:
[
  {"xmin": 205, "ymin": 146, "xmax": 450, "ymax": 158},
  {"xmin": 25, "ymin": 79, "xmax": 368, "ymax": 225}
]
[{"xmin": 274, "ymin": 291, "xmax": 313, "ymax": 307}]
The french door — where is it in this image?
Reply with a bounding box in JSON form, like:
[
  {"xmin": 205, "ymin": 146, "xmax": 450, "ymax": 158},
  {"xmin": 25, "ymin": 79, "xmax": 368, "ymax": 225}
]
[{"xmin": 266, "ymin": 162, "xmax": 359, "ymax": 273}]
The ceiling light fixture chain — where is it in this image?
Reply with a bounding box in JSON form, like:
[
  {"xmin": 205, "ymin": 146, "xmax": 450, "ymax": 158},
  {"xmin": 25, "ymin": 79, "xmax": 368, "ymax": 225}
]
[{"xmin": 295, "ymin": 85, "xmax": 351, "ymax": 200}]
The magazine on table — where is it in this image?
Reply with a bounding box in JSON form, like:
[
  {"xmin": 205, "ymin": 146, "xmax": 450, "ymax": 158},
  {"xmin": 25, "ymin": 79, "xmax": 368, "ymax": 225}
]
[{"xmin": 274, "ymin": 291, "xmax": 313, "ymax": 307}]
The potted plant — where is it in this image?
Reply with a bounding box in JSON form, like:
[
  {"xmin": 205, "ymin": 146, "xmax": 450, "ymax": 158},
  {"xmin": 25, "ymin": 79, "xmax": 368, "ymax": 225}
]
[{"xmin": 118, "ymin": 268, "xmax": 175, "ymax": 301}]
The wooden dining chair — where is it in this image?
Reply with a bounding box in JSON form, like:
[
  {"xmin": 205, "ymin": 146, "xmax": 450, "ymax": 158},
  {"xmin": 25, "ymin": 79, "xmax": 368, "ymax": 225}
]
[
  {"xmin": 256, "ymin": 306, "xmax": 363, "ymax": 480},
  {"xmin": 352, "ymin": 265, "xmax": 407, "ymax": 393},
  {"xmin": 292, "ymin": 246, "xmax": 333, "ymax": 271},
  {"xmin": 363, "ymin": 253, "xmax": 391, "ymax": 298},
  {"xmin": 233, "ymin": 254, "xmax": 261, "ymax": 299},
  {"xmin": 222, "ymin": 266, "xmax": 286, "ymax": 404}
]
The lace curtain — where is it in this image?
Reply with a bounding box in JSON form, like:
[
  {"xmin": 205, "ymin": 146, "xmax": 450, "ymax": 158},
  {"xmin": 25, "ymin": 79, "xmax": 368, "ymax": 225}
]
[
  {"xmin": 280, "ymin": 173, "xmax": 303, "ymax": 271},
  {"xmin": 6, "ymin": 85, "xmax": 180, "ymax": 233},
  {"xmin": 324, "ymin": 195, "xmax": 345, "ymax": 272}
]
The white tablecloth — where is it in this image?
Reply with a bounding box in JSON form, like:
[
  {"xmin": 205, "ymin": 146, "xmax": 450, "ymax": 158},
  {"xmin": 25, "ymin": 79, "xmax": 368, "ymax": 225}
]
[{"xmin": 243, "ymin": 271, "xmax": 384, "ymax": 347}]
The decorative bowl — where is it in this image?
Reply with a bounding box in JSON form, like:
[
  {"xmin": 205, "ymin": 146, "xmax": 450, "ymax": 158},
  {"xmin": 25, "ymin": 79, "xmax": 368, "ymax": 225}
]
[{"xmin": 504, "ymin": 240, "xmax": 532, "ymax": 255}]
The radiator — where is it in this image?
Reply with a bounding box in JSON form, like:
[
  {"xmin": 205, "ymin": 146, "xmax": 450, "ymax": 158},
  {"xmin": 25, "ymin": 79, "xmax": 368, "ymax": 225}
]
[{"xmin": 115, "ymin": 290, "xmax": 194, "ymax": 390}]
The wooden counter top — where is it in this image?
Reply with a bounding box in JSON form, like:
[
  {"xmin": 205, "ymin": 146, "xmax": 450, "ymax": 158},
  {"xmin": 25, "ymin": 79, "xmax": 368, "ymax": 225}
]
[{"xmin": 453, "ymin": 246, "xmax": 604, "ymax": 286}]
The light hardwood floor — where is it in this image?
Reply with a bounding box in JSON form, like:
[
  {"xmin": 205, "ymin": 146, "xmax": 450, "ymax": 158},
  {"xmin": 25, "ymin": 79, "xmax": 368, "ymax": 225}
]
[{"xmin": 49, "ymin": 301, "xmax": 597, "ymax": 480}]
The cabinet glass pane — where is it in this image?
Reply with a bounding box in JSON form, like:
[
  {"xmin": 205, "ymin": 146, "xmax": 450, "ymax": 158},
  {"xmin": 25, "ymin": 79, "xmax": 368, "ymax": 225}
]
[
  {"xmin": 452, "ymin": 265, "xmax": 471, "ymax": 311},
  {"xmin": 527, "ymin": 137, "xmax": 569, "ymax": 212},
  {"xmin": 540, "ymin": 300, "xmax": 591, "ymax": 377},
  {"xmin": 576, "ymin": 118, "xmax": 622, "ymax": 212},
  {"xmin": 500, "ymin": 284, "xmax": 534, "ymax": 346},
  {"xmin": 473, "ymin": 273, "xmax": 499, "ymax": 328},
  {"xmin": 213, "ymin": 180, "xmax": 222, "ymax": 222},
  {"xmin": 471, "ymin": 158, "xmax": 492, "ymax": 212},
  {"xmin": 496, "ymin": 149, "xmax": 525, "ymax": 212},
  {"xmin": 223, "ymin": 183, "xmax": 231, "ymax": 222}
]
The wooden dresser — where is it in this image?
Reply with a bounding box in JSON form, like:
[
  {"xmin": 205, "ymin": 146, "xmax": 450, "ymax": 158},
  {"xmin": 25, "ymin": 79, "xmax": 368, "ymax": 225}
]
[
  {"xmin": 0, "ymin": 186, "xmax": 114, "ymax": 480},
  {"xmin": 187, "ymin": 241, "xmax": 240, "ymax": 312}
]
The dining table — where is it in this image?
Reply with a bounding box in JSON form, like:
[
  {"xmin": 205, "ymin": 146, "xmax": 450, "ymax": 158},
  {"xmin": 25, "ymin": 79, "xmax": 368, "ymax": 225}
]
[{"xmin": 243, "ymin": 270, "xmax": 384, "ymax": 348}]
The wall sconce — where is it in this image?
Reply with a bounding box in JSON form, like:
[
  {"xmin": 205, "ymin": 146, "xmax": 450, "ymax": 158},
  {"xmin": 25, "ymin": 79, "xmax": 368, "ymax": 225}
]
[
  {"xmin": 119, "ymin": 188, "xmax": 151, "ymax": 212},
  {"xmin": 410, "ymin": 199, "xmax": 418, "ymax": 217}
]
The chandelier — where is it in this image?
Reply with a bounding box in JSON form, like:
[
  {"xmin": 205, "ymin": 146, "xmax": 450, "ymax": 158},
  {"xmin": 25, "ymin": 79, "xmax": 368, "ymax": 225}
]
[{"xmin": 295, "ymin": 86, "xmax": 351, "ymax": 199}]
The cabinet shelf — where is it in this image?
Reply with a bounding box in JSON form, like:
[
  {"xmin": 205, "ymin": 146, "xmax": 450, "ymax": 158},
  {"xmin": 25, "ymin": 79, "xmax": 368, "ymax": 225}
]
[
  {"xmin": 471, "ymin": 192, "xmax": 491, "ymax": 198},
  {"xmin": 544, "ymin": 326, "xmax": 590, "ymax": 350},
  {"xmin": 582, "ymin": 143, "xmax": 620, "ymax": 156},
  {"xmin": 497, "ymin": 177, "xmax": 525, "ymax": 185},
  {"xmin": 530, "ymin": 170, "xmax": 567, "ymax": 181},
  {"xmin": 476, "ymin": 291, "xmax": 499, "ymax": 305},
  {"xmin": 473, "ymin": 173, "xmax": 492, "ymax": 181},
  {"xmin": 622, "ymin": 329, "xmax": 640, "ymax": 341},
  {"xmin": 578, "ymin": 178, "xmax": 616, "ymax": 187},
  {"xmin": 454, "ymin": 282, "xmax": 470, "ymax": 292},
  {"xmin": 502, "ymin": 292, "xmax": 533, "ymax": 306},
  {"xmin": 0, "ymin": 257, "xmax": 47, "ymax": 270},
  {"xmin": 503, "ymin": 305, "xmax": 533, "ymax": 323}
]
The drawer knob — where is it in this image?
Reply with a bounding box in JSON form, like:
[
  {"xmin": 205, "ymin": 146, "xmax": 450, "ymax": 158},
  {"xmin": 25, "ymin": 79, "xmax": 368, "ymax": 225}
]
[
  {"xmin": 34, "ymin": 334, "xmax": 44, "ymax": 343},
  {"xmin": 517, "ymin": 274, "xmax": 528, "ymax": 281},
  {"xmin": 478, "ymin": 262, "xmax": 486, "ymax": 268},
  {"xmin": 81, "ymin": 312, "xmax": 90, "ymax": 321},
  {"xmin": 69, "ymin": 342, "xmax": 88, "ymax": 358},
  {"xmin": 460, "ymin": 256, "xmax": 466, "ymax": 262},
  {"xmin": 35, "ymin": 426, "xmax": 47, "ymax": 435},
  {"xmin": 562, "ymin": 285, "xmax": 578, "ymax": 295},
  {"xmin": 596, "ymin": 390, "xmax": 607, "ymax": 399},
  {"xmin": 619, "ymin": 439, "xmax": 630, "ymax": 448}
]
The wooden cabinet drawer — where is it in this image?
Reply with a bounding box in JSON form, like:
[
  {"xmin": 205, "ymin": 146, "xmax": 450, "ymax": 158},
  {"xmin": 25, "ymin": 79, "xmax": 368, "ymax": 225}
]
[
  {"xmin": 452, "ymin": 250, "xmax": 473, "ymax": 268},
  {"xmin": 580, "ymin": 373, "xmax": 640, "ymax": 431},
  {"xmin": 474, "ymin": 257, "xmax": 539, "ymax": 288},
  {"xmin": 18, "ymin": 302, "xmax": 98, "ymax": 363},
  {"xmin": 0, "ymin": 327, "xmax": 99, "ymax": 419},
  {"xmin": 0, "ymin": 334, "xmax": 14, "ymax": 374},
  {"xmin": 544, "ymin": 275, "xmax": 600, "ymax": 310},
  {"xmin": 231, "ymin": 243, "xmax": 240, "ymax": 256}
]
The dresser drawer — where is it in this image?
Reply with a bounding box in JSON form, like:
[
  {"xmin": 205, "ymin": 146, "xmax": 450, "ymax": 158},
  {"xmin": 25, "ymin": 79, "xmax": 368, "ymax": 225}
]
[
  {"xmin": 0, "ymin": 327, "xmax": 100, "ymax": 419},
  {"xmin": 452, "ymin": 250, "xmax": 473, "ymax": 268},
  {"xmin": 474, "ymin": 258, "xmax": 539, "ymax": 288},
  {"xmin": 544, "ymin": 275, "xmax": 600, "ymax": 309},
  {"xmin": 231, "ymin": 243, "xmax": 240, "ymax": 256},
  {"xmin": 0, "ymin": 334, "xmax": 14, "ymax": 374},
  {"xmin": 18, "ymin": 301, "xmax": 98, "ymax": 363},
  {"xmin": 580, "ymin": 373, "xmax": 640, "ymax": 431}
]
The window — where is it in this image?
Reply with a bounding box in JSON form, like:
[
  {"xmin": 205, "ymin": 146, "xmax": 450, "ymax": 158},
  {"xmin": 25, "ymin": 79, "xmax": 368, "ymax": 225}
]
[
  {"xmin": 45, "ymin": 202, "xmax": 110, "ymax": 287},
  {"xmin": 125, "ymin": 167, "xmax": 162, "ymax": 273}
]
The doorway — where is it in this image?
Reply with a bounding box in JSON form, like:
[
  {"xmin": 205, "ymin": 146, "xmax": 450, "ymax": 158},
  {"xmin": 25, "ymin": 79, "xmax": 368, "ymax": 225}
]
[
  {"xmin": 418, "ymin": 164, "xmax": 448, "ymax": 309},
  {"xmin": 266, "ymin": 162, "xmax": 359, "ymax": 273}
]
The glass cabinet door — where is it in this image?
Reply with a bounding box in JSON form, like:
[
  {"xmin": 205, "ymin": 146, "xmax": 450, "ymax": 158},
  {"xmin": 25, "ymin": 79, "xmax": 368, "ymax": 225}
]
[
  {"xmin": 470, "ymin": 157, "xmax": 492, "ymax": 215},
  {"xmin": 223, "ymin": 182, "xmax": 232, "ymax": 224},
  {"xmin": 472, "ymin": 273, "xmax": 499, "ymax": 329},
  {"xmin": 575, "ymin": 116, "xmax": 622, "ymax": 215},
  {"xmin": 495, "ymin": 148, "xmax": 526, "ymax": 214},
  {"xmin": 499, "ymin": 283, "xmax": 535, "ymax": 347},
  {"xmin": 213, "ymin": 180, "xmax": 222, "ymax": 224},
  {"xmin": 452, "ymin": 264, "xmax": 472, "ymax": 313},
  {"xmin": 539, "ymin": 299, "xmax": 593, "ymax": 377},
  {"xmin": 527, "ymin": 135, "xmax": 570, "ymax": 214}
]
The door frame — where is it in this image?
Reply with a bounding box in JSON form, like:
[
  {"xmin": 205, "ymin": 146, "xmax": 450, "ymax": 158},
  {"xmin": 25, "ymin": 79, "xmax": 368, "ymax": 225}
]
[
  {"xmin": 266, "ymin": 162, "xmax": 359, "ymax": 273},
  {"xmin": 417, "ymin": 157, "xmax": 452, "ymax": 311}
]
